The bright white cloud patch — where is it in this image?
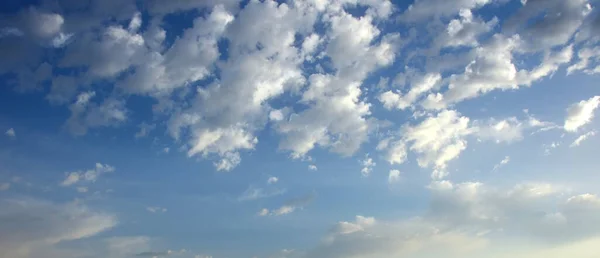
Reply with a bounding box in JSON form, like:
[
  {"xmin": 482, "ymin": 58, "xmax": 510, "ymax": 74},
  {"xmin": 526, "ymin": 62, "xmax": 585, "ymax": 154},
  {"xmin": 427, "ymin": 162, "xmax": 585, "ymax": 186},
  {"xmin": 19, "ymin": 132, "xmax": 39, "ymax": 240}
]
[{"xmin": 564, "ymin": 96, "xmax": 600, "ymax": 132}]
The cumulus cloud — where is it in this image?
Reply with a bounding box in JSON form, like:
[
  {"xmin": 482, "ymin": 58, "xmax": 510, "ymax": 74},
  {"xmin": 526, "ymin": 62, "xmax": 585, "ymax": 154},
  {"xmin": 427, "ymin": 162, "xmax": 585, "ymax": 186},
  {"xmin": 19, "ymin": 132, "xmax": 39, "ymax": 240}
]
[{"xmin": 564, "ymin": 96, "xmax": 600, "ymax": 132}]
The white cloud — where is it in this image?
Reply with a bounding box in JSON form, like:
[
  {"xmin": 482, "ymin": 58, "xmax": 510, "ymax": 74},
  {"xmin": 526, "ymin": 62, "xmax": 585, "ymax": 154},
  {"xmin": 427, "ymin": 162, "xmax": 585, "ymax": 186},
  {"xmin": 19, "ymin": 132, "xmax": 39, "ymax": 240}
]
[
  {"xmin": 60, "ymin": 163, "xmax": 115, "ymax": 187},
  {"xmin": 66, "ymin": 92, "xmax": 128, "ymax": 136},
  {"xmin": 308, "ymin": 164, "xmax": 318, "ymax": 171},
  {"xmin": 379, "ymin": 110, "xmax": 472, "ymax": 179},
  {"xmin": 570, "ymin": 131, "xmax": 596, "ymax": 147},
  {"xmin": 0, "ymin": 198, "xmax": 117, "ymax": 258},
  {"xmin": 304, "ymin": 181, "xmax": 600, "ymax": 258},
  {"xmin": 564, "ymin": 96, "xmax": 600, "ymax": 132},
  {"xmin": 5, "ymin": 128, "xmax": 16, "ymax": 138},
  {"xmin": 332, "ymin": 216, "xmax": 376, "ymax": 235},
  {"xmin": 388, "ymin": 170, "xmax": 400, "ymax": 183},
  {"xmin": 261, "ymin": 193, "xmax": 315, "ymax": 217},
  {"xmin": 492, "ymin": 156, "xmax": 510, "ymax": 172},
  {"xmin": 267, "ymin": 177, "xmax": 279, "ymax": 184},
  {"xmin": 258, "ymin": 208, "xmax": 270, "ymax": 217},
  {"xmin": 360, "ymin": 154, "xmax": 376, "ymax": 177},
  {"xmin": 567, "ymin": 46, "xmax": 600, "ymax": 75},
  {"xmin": 146, "ymin": 207, "xmax": 167, "ymax": 213},
  {"xmin": 400, "ymin": 0, "xmax": 494, "ymax": 22}
]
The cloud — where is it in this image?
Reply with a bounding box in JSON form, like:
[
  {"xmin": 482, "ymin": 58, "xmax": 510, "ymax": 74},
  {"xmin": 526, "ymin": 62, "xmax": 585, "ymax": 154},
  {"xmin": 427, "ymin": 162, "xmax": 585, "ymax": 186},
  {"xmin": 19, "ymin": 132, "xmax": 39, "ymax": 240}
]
[
  {"xmin": 388, "ymin": 170, "xmax": 401, "ymax": 183},
  {"xmin": 378, "ymin": 110, "xmax": 473, "ymax": 179},
  {"xmin": 0, "ymin": 198, "xmax": 117, "ymax": 258},
  {"xmin": 136, "ymin": 249, "xmax": 187, "ymax": 257},
  {"xmin": 492, "ymin": 156, "xmax": 510, "ymax": 172},
  {"xmin": 65, "ymin": 92, "xmax": 128, "ymax": 136},
  {"xmin": 360, "ymin": 154, "xmax": 376, "ymax": 177},
  {"xmin": 503, "ymin": 0, "xmax": 592, "ymax": 51},
  {"xmin": 308, "ymin": 165, "xmax": 318, "ymax": 171},
  {"xmin": 146, "ymin": 207, "xmax": 167, "ymax": 213},
  {"xmin": 564, "ymin": 96, "xmax": 600, "ymax": 132},
  {"xmin": 135, "ymin": 123, "xmax": 156, "ymax": 139},
  {"xmin": 400, "ymin": 0, "xmax": 495, "ymax": 22},
  {"xmin": 60, "ymin": 163, "xmax": 115, "ymax": 187},
  {"xmin": 261, "ymin": 193, "xmax": 316, "ymax": 216},
  {"xmin": 304, "ymin": 181, "xmax": 600, "ymax": 258},
  {"xmin": 5, "ymin": 128, "xmax": 16, "ymax": 138},
  {"xmin": 570, "ymin": 131, "xmax": 596, "ymax": 147},
  {"xmin": 267, "ymin": 177, "xmax": 279, "ymax": 184}
]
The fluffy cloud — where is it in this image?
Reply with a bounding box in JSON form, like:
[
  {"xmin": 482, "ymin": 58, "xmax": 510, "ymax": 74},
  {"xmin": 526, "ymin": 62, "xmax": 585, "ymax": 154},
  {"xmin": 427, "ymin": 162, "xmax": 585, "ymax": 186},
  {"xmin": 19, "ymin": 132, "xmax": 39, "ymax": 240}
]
[
  {"xmin": 378, "ymin": 110, "xmax": 473, "ymax": 179},
  {"xmin": 564, "ymin": 96, "xmax": 600, "ymax": 132}
]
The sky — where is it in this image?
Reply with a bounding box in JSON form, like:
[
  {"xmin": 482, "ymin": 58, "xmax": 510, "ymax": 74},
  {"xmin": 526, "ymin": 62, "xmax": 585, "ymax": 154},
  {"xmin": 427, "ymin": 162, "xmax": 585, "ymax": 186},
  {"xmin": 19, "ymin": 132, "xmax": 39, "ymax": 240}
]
[{"xmin": 0, "ymin": 0, "xmax": 600, "ymax": 257}]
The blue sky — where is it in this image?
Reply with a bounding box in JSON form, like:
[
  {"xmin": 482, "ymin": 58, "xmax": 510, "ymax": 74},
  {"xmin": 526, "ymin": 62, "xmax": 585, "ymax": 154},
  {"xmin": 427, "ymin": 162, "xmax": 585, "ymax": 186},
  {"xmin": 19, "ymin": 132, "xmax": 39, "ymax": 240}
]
[{"xmin": 1, "ymin": 0, "xmax": 600, "ymax": 257}]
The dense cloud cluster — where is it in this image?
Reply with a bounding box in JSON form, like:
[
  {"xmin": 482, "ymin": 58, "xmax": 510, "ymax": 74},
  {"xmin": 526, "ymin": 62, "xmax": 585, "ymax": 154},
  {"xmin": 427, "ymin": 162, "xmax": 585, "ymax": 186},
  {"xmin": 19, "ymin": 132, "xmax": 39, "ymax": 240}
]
[{"xmin": 1, "ymin": 0, "xmax": 600, "ymax": 257}]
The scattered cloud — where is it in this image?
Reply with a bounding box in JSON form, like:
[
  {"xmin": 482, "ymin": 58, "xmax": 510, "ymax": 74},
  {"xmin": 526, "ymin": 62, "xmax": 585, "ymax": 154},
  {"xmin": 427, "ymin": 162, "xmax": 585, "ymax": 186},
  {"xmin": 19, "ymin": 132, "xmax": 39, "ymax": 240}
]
[
  {"xmin": 146, "ymin": 207, "xmax": 167, "ymax": 213},
  {"xmin": 492, "ymin": 156, "xmax": 510, "ymax": 172},
  {"xmin": 388, "ymin": 170, "xmax": 401, "ymax": 183},
  {"xmin": 60, "ymin": 163, "xmax": 115, "ymax": 187},
  {"xmin": 564, "ymin": 96, "xmax": 600, "ymax": 132},
  {"xmin": 308, "ymin": 165, "xmax": 318, "ymax": 171},
  {"xmin": 571, "ymin": 131, "xmax": 596, "ymax": 147},
  {"xmin": 360, "ymin": 154, "xmax": 376, "ymax": 177},
  {"xmin": 5, "ymin": 128, "xmax": 16, "ymax": 138},
  {"xmin": 267, "ymin": 177, "xmax": 279, "ymax": 184},
  {"xmin": 261, "ymin": 193, "xmax": 316, "ymax": 217}
]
